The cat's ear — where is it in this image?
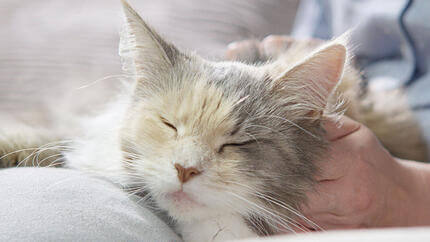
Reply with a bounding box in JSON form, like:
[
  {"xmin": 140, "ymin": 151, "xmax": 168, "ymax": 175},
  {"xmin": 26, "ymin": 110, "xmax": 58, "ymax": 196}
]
[
  {"xmin": 119, "ymin": 0, "xmax": 181, "ymax": 80},
  {"xmin": 273, "ymin": 42, "xmax": 347, "ymax": 119}
]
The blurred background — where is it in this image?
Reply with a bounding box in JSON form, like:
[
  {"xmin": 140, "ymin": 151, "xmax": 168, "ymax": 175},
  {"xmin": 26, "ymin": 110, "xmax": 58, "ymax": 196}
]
[{"xmin": 1, "ymin": 0, "xmax": 430, "ymax": 145}]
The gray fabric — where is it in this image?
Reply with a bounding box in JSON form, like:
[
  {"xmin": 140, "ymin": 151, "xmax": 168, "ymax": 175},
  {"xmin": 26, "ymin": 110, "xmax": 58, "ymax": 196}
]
[
  {"xmin": 0, "ymin": 168, "xmax": 182, "ymax": 242},
  {"xmin": 292, "ymin": 0, "xmax": 430, "ymax": 157}
]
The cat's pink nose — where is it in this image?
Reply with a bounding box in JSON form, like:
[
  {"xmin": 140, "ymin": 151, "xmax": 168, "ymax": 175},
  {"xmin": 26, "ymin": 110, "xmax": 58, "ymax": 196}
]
[{"xmin": 174, "ymin": 163, "xmax": 201, "ymax": 183}]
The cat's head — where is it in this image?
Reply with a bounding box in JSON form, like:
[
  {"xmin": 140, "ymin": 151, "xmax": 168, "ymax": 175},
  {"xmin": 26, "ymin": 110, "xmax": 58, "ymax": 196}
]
[{"xmin": 118, "ymin": 1, "xmax": 347, "ymax": 232}]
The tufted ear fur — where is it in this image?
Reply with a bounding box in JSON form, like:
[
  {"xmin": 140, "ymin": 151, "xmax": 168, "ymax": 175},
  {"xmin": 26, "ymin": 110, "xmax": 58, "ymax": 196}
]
[
  {"xmin": 273, "ymin": 42, "xmax": 347, "ymax": 119},
  {"xmin": 119, "ymin": 0, "xmax": 182, "ymax": 82}
]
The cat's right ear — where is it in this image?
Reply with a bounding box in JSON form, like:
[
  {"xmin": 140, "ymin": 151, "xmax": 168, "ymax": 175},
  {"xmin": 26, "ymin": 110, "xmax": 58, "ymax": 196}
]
[
  {"xmin": 119, "ymin": 0, "xmax": 181, "ymax": 81},
  {"xmin": 271, "ymin": 41, "xmax": 348, "ymax": 120}
]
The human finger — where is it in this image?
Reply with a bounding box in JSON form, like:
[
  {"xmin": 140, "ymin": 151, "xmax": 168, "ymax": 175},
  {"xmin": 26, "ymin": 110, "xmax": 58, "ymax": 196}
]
[
  {"xmin": 260, "ymin": 35, "xmax": 294, "ymax": 58},
  {"xmin": 225, "ymin": 39, "xmax": 260, "ymax": 61},
  {"xmin": 323, "ymin": 116, "xmax": 361, "ymax": 142}
]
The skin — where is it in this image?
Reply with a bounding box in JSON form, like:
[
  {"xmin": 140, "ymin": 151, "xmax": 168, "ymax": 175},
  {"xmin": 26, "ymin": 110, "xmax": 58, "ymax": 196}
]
[
  {"xmin": 304, "ymin": 115, "xmax": 430, "ymax": 230},
  {"xmin": 226, "ymin": 36, "xmax": 430, "ymax": 230}
]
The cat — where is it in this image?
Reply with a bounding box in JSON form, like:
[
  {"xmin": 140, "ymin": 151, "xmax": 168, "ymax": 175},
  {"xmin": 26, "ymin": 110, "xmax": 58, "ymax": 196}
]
[{"xmin": 0, "ymin": 1, "xmax": 428, "ymax": 241}]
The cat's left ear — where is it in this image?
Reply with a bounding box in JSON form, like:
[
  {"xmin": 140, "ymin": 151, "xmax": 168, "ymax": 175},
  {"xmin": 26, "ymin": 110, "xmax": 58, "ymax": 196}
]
[
  {"xmin": 273, "ymin": 42, "xmax": 347, "ymax": 119},
  {"xmin": 119, "ymin": 0, "xmax": 181, "ymax": 81}
]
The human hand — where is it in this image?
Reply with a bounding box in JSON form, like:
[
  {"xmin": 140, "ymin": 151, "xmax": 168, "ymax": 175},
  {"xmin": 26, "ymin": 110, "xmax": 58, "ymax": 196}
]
[
  {"xmin": 225, "ymin": 35, "xmax": 321, "ymax": 62},
  {"xmin": 300, "ymin": 116, "xmax": 430, "ymax": 230}
]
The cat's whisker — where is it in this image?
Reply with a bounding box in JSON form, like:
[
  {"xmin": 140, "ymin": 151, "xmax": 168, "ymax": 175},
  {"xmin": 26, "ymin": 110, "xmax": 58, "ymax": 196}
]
[
  {"xmin": 13, "ymin": 139, "xmax": 73, "ymax": 166},
  {"xmin": 209, "ymin": 194, "xmax": 276, "ymax": 235},
  {"xmin": 246, "ymin": 115, "xmax": 319, "ymax": 140},
  {"xmin": 30, "ymin": 145, "xmax": 70, "ymax": 167},
  {"xmin": 256, "ymin": 193, "xmax": 322, "ymax": 231},
  {"xmin": 245, "ymin": 216, "xmax": 267, "ymax": 236},
  {"xmin": 0, "ymin": 148, "xmax": 43, "ymax": 160},
  {"xmin": 229, "ymin": 197, "xmax": 287, "ymax": 234},
  {"xmin": 200, "ymin": 176, "xmax": 306, "ymax": 233},
  {"xmin": 121, "ymin": 160, "xmax": 172, "ymax": 175},
  {"xmin": 36, "ymin": 153, "xmax": 64, "ymax": 167},
  {"xmin": 253, "ymin": 193, "xmax": 321, "ymax": 231},
  {"xmin": 74, "ymin": 74, "xmax": 130, "ymax": 91},
  {"xmin": 233, "ymin": 181, "xmax": 320, "ymax": 231},
  {"xmin": 132, "ymin": 191, "xmax": 157, "ymax": 208},
  {"xmin": 125, "ymin": 186, "xmax": 146, "ymax": 197},
  {"xmin": 45, "ymin": 158, "xmax": 66, "ymax": 168},
  {"xmin": 220, "ymin": 193, "xmax": 288, "ymax": 235},
  {"xmin": 122, "ymin": 153, "xmax": 142, "ymax": 159},
  {"xmin": 211, "ymin": 179, "xmax": 317, "ymax": 232},
  {"xmin": 226, "ymin": 191, "xmax": 305, "ymax": 233},
  {"xmin": 0, "ymin": 141, "xmax": 70, "ymax": 163},
  {"xmin": 47, "ymin": 155, "xmax": 67, "ymax": 167}
]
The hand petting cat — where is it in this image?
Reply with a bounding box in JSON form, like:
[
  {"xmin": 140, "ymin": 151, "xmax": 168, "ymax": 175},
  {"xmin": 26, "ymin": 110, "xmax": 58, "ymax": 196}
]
[
  {"xmin": 227, "ymin": 36, "xmax": 430, "ymax": 231},
  {"xmin": 302, "ymin": 115, "xmax": 430, "ymax": 230}
]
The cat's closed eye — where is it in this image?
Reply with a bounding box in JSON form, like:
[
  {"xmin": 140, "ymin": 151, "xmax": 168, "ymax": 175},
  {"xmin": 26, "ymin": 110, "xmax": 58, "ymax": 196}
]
[
  {"xmin": 160, "ymin": 117, "xmax": 177, "ymax": 132},
  {"xmin": 218, "ymin": 140, "xmax": 257, "ymax": 153}
]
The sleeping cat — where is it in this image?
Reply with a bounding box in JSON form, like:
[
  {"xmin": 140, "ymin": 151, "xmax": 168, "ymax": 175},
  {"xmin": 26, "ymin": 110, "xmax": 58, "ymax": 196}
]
[{"xmin": 0, "ymin": 1, "xmax": 428, "ymax": 241}]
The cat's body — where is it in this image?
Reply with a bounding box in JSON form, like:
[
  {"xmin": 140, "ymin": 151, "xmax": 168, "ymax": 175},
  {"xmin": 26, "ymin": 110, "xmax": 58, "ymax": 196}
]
[{"xmin": 0, "ymin": 1, "xmax": 428, "ymax": 241}]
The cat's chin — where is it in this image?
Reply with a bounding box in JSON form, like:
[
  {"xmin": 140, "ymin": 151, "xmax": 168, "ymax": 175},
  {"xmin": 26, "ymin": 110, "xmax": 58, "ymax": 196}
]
[
  {"xmin": 167, "ymin": 191, "xmax": 202, "ymax": 207},
  {"xmin": 157, "ymin": 190, "xmax": 213, "ymax": 221}
]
